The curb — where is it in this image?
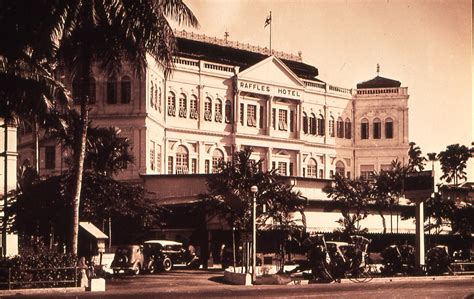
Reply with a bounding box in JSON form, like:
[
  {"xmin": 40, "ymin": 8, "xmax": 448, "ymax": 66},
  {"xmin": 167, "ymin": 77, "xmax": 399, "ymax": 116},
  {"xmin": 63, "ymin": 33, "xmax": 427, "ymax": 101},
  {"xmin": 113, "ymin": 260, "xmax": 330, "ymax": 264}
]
[{"xmin": 0, "ymin": 286, "xmax": 85, "ymax": 297}]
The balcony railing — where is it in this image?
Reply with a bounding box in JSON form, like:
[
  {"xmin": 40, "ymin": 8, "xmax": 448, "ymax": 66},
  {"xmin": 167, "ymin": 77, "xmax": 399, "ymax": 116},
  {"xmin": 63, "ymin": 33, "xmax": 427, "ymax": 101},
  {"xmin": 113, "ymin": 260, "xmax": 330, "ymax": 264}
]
[{"xmin": 356, "ymin": 87, "xmax": 408, "ymax": 96}]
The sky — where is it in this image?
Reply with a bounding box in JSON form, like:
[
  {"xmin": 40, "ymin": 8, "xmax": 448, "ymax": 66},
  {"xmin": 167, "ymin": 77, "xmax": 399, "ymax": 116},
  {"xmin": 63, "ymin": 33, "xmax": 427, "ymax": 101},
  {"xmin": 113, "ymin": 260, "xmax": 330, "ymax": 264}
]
[{"xmin": 174, "ymin": 0, "xmax": 472, "ymax": 156}]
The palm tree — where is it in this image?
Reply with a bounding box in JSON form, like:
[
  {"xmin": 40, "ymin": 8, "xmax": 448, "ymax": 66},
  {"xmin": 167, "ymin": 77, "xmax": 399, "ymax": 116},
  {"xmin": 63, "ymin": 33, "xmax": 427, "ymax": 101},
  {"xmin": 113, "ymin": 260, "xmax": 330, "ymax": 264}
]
[
  {"xmin": 56, "ymin": 0, "xmax": 197, "ymax": 255},
  {"xmin": 407, "ymin": 141, "xmax": 426, "ymax": 172},
  {"xmin": 438, "ymin": 144, "xmax": 471, "ymax": 185}
]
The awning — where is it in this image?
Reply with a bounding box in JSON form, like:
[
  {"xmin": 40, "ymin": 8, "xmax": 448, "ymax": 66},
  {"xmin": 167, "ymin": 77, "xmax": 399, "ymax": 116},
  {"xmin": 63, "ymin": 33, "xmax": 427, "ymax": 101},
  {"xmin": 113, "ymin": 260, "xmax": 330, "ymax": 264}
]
[{"xmin": 80, "ymin": 222, "xmax": 108, "ymax": 239}]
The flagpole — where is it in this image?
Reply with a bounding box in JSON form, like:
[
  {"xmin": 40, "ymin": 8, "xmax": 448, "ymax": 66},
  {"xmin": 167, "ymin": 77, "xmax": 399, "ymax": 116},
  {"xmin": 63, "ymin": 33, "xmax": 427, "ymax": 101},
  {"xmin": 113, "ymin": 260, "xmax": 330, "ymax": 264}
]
[{"xmin": 269, "ymin": 11, "xmax": 272, "ymax": 55}]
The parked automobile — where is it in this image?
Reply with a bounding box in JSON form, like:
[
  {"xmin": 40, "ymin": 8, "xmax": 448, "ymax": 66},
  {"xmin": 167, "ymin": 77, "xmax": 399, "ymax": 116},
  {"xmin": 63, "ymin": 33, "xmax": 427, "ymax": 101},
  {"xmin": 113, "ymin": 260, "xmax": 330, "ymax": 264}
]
[
  {"xmin": 110, "ymin": 245, "xmax": 144, "ymax": 275},
  {"xmin": 143, "ymin": 240, "xmax": 200, "ymax": 273}
]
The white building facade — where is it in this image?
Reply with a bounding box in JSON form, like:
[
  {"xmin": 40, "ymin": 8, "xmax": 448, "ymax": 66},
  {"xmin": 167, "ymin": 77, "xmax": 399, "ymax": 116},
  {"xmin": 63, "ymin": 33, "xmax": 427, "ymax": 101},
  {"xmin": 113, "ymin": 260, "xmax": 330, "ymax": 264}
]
[{"xmin": 17, "ymin": 32, "xmax": 411, "ymax": 235}]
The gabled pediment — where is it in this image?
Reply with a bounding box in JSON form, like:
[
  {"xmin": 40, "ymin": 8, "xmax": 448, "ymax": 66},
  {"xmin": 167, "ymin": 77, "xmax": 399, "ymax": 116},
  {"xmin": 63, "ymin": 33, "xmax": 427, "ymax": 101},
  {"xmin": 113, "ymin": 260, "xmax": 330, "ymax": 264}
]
[{"xmin": 238, "ymin": 56, "xmax": 305, "ymax": 89}]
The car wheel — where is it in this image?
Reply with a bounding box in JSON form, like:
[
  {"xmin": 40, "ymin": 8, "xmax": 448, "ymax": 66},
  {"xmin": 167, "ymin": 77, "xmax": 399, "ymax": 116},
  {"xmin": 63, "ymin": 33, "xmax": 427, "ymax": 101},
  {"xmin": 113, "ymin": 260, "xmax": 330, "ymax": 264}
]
[
  {"xmin": 162, "ymin": 257, "xmax": 172, "ymax": 272},
  {"xmin": 133, "ymin": 264, "xmax": 141, "ymax": 275},
  {"xmin": 148, "ymin": 262, "xmax": 156, "ymax": 274}
]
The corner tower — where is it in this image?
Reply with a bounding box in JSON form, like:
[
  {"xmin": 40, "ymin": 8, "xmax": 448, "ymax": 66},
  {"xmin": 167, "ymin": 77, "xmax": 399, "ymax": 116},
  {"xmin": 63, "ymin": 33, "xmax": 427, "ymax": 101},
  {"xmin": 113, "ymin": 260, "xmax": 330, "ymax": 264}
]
[{"xmin": 353, "ymin": 74, "xmax": 409, "ymax": 179}]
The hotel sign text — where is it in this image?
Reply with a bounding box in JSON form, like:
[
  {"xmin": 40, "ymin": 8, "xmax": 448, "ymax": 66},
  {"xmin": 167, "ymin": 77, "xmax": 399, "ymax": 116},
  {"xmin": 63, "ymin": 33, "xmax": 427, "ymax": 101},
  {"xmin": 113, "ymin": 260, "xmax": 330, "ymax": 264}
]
[{"xmin": 238, "ymin": 81, "xmax": 301, "ymax": 99}]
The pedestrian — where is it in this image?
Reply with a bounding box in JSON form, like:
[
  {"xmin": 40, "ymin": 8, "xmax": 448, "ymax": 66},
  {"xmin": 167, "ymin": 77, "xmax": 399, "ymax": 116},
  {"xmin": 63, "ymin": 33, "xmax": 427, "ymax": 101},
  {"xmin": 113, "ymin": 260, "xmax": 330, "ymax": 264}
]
[{"xmin": 77, "ymin": 257, "xmax": 89, "ymax": 288}]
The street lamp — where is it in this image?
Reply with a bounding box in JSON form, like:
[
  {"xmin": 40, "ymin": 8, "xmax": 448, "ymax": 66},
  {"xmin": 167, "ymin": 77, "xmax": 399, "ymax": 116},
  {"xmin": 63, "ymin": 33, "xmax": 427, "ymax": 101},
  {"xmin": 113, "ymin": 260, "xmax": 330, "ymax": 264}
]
[{"xmin": 250, "ymin": 185, "xmax": 258, "ymax": 284}]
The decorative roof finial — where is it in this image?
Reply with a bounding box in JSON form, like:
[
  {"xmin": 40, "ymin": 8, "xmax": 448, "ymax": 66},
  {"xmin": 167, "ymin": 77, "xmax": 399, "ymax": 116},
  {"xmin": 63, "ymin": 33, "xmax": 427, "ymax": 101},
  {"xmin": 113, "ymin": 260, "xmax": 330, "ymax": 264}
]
[
  {"xmin": 376, "ymin": 63, "xmax": 380, "ymax": 76},
  {"xmin": 224, "ymin": 30, "xmax": 229, "ymax": 43}
]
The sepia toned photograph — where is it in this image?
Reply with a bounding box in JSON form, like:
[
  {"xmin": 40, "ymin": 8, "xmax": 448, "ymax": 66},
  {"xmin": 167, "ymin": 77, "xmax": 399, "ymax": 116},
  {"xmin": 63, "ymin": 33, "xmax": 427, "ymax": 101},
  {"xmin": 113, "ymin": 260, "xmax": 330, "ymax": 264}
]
[{"xmin": 0, "ymin": 0, "xmax": 472, "ymax": 298}]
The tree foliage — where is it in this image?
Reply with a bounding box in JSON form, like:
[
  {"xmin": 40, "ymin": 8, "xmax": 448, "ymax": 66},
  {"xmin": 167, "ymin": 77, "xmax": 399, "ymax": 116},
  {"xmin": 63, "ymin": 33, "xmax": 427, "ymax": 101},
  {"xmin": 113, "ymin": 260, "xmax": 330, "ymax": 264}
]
[
  {"xmin": 201, "ymin": 147, "xmax": 307, "ymax": 232},
  {"xmin": 407, "ymin": 141, "xmax": 426, "ymax": 172},
  {"xmin": 323, "ymin": 173, "xmax": 372, "ymax": 235},
  {"xmin": 9, "ymin": 168, "xmax": 162, "ymax": 245},
  {"xmin": 438, "ymin": 144, "xmax": 471, "ymax": 185}
]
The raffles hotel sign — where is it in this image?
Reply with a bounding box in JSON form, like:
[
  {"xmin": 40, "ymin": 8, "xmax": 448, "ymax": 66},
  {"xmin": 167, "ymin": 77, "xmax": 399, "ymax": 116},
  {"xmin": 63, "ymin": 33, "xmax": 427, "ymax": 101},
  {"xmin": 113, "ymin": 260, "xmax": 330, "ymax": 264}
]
[{"xmin": 238, "ymin": 80, "xmax": 302, "ymax": 100}]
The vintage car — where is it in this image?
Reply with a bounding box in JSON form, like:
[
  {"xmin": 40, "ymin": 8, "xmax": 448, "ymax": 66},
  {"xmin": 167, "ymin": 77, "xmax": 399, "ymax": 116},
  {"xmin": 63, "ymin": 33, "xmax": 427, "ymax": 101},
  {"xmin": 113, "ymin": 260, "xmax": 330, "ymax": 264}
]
[
  {"xmin": 110, "ymin": 245, "xmax": 144, "ymax": 275},
  {"xmin": 143, "ymin": 240, "xmax": 200, "ymax": 273}
]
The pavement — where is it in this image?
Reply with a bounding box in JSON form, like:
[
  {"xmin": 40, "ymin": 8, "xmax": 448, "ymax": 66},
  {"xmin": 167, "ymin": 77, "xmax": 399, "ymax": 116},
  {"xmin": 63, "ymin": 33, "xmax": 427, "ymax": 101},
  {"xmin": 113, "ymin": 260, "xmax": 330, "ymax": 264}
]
[{"xmin": 0, "ymin": 269, "xmax": 472, "ymax": 297}]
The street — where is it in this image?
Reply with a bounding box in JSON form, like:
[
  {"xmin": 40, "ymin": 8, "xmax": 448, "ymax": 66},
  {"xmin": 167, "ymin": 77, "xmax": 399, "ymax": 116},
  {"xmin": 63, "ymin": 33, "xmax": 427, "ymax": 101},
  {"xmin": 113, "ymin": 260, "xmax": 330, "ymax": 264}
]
[{"xmin": 6, "ymin": 269, "xmax": 474, "ymax": 299}]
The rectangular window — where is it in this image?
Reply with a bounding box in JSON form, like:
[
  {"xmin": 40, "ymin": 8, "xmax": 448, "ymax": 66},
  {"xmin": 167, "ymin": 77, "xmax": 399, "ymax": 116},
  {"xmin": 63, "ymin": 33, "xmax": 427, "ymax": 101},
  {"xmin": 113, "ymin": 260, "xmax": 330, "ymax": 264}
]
[
  {"xmin": 191, "ymin": 158, "xmax": 197, "ymax": 174},
  {"xmin": 310, "ymin": 117, "xmax": 317, "ymax": 135},
  {"xmin": 259, "ymin": 105, "xmax": 264, "ymax": 128},
  {"xmin": 337, "ymin": 121, "xmax": 344, "ymax": 138},
  {"xmin": 361, "ymin": 123, "xmax": 369, "ymax": 139},
  {"xmin": 167, "ymin": 156, "xmax": 173, "ymax": 174},
  {"xmin": 289, "ymin": 162, "xmax": 294, "ymax": 176},
  {"xmin": 205, "ymin": 160, "xmax": 210, "ymax": 174},
  {"xmin": 347, "ymin": 171, "xmax": 351, "ymax": 179},
  {"xmin": 303, "ymin": 168, "xmax": 306, "ymax": 177},
  {"xmin": 247, "ymin": 104, "xmax": 256, "ymax": 127},
  {"xmin": 150, "ymin": 141, "xmax": 155, "ymax": 171},
  {"xmin": 278, "ymin": 162, "xmax": 287, "ymax": 176},
  {"xmin": 329, "ymin": 170, "xmax": 334, "ymax": 178},
  {"xmin": 156, "ymin": 145, "xmax": 161, "ymax": 173},
  {"xmin": 272, "ymin": 161, "xmax": 276, "ymax": 170},
  {"xmin": 45, "ymin": 146, "xmax": 55, "ymax": 169},
  {"xmin": 289, "ymin": 110, "xmax": 294, "ymax": 132},
  {"xmin": 319, "ymin": 169, "xmax": 324, "ymax": 179},
  {"xmin": 385, "ymin": 121, "xmax": 393, "ymax": 139},
  {"xmin": 360, "ymin": 165, "xmax": 375, "ymax": 181},
  {"xmin": 278, "ymin": 109, "xmax": 288, "ymax": 131},
  {"xmin": 272, "ymin": 108, "xmax": 276, "ymax": 129},
  {"xmin": 329, "ymin": 119, "xmax": 334, "ymax": 137},
  {"xmin": 240, "ymin": 103, "xmax": 244, "ymax": 125}
]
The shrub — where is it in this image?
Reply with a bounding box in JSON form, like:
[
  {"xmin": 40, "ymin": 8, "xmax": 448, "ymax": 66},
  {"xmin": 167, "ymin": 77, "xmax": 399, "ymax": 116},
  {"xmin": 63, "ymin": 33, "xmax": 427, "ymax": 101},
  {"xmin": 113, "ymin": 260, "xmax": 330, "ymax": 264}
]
[{"xmin": 0, "ymin": 241, "xmax": 77, "ymax": 289}]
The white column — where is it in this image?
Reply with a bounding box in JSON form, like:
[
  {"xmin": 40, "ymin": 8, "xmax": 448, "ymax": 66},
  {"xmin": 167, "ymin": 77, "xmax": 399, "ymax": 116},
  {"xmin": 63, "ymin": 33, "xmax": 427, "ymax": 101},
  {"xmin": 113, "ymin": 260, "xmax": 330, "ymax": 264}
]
[{"xmin": 415, "ymin": 201, "xmax": 425, "ymax": 268}]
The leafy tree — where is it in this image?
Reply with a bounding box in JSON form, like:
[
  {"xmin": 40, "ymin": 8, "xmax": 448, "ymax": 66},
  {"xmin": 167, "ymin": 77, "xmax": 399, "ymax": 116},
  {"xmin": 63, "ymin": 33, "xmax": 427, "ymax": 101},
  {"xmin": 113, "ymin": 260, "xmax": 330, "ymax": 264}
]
[
  {"xmin": 323, "ymin": 174, "xmax": 372, "ymax": 237},
  {"xmin": 407, "ymin": 141, "xmax": 426, "ymax": 172},
  {"xmin": 438, "ymin": 144, "xmax": 471, "ymax": 185},
  {"xmin": 372, "ymin": 160, "xmax": 407, "ymax": 234},
  {"xmin": 202, "ymin": 148, "xmax": 306, "ymax": 232}
]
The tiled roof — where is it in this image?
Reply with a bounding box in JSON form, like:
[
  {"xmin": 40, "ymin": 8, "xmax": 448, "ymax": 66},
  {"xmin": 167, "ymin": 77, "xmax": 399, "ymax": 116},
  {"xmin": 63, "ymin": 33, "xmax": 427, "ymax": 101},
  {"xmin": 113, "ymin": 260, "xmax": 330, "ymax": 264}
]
[
  {"xmin": 176, "ymin": 38, "xmax": 319, "ymax": 80},
  {"xmin": 357, "ymin": 76, "xmax": 401, "ymax": 89}
]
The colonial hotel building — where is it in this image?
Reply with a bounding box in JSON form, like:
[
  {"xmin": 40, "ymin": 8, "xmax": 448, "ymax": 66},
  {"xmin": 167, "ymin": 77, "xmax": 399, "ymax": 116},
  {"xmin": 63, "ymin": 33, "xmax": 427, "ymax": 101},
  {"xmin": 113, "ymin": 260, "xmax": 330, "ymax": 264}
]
[{"xmin": 18, "ymin": 30, "xmax": 412, "ymax": 240}]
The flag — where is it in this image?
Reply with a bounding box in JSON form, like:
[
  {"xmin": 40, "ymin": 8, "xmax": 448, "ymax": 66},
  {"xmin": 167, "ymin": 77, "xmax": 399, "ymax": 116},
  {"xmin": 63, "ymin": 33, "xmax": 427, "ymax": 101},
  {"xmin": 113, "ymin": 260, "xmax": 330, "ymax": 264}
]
[{"xmin": 264, "ymin": 14, "xmax": 271, "ymax": 28}]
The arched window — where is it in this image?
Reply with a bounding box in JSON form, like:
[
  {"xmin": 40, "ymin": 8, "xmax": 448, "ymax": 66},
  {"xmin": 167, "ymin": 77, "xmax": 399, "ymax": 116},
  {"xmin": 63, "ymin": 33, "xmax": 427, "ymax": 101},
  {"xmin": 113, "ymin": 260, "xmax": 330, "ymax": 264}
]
[
  {"xmin": 225, "ymin": 100, "xmax": 232, "ymax": 123},
  {"xmin": 337, "ymin": 117, "xmax": 344, "ymax": 138},
  {"xmin": 167, "ymin": 91, "xmax": 176, "ymax": 116},
  {"xmin": 215, "ymin": 99, "xmax": 223, "ymax": 122},
  {"xmin": 150, "ymin": 81, "xmax": 154, "ymax": 108},
  {"xmin": 385, "ymin": 117, "xmax": 393, "ymax": 139},
  {"xmin": 317, "ymin": 114, "xmax": 325, "ymax": 136},
  {"xmin": 307, "ymin": 159, "xmax": 317, "ymax": 177},
  {"xmin": 178, "ymin": 93, "xmax": 187, "ymax": 118},
  {"xmin": 212, "ymin": 149, "xmax": 224, "ymax": 173},
  {"xmin": 373, "ymin": 118, "xmax": 381, "ymax": 139},
  {"xmin": 310, "ymin": 113, "xmax": 317, "ymax": 135},
  {"xmin": 204, "ymin": 97, "xmax": 212, "ymax": 121},
  {"xmin": 302, "ymin": 112, "xmax": 308, "ymax": 134},
  {"xmin": 336, "ymin": 161, "xmax": 345, "ymax": 177},
  {"xmin": 361, "ymin": 118, "xmax": 369, "ymax": 139},
  {"xmin": 329, "ymin": 116, "xmax": 335, "ymax": 137},
  {"xmin": 73, "ymin": 77, "xmax": 96, "ymax": 104},
  {"xmin": 189, "ymin": 95, "xmax": 198, "ymax": 119},
  {"xmin": 344, "ymin": 118, "xmax": 352, "ymax": 139},
  {"xmin": 121, "ymin": 76, "xmax": 131, "ymax": 104},
  {"xmin": 107, "ymin": 77, "xmax": 117, "ymax": 104},
  {"xmin": 175, "ymin": 145, "xmax": 188, "ymax": 174}
]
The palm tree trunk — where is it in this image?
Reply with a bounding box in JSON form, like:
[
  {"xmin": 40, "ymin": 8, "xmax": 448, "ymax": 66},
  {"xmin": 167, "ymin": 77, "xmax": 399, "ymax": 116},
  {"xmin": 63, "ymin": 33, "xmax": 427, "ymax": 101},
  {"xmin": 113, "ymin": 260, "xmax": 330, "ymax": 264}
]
[
  {"xmin": 70, "ymin": 99, "xmax": 88, "ymax": 255},
  {"xmin": 378, "ymin": 210, "xmax": 387, "ymax": 234},
  {"xmin": 32, "ymin": 116, "xmax": 40, "ymax": 175}
]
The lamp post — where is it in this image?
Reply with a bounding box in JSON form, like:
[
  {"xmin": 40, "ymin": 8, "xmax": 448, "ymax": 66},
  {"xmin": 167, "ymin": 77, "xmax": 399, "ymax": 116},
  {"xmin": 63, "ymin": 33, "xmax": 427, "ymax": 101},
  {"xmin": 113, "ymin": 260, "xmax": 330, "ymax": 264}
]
[{"xmin": 250, "ymin": 185, "xmax": 258, "ymax": 284}]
